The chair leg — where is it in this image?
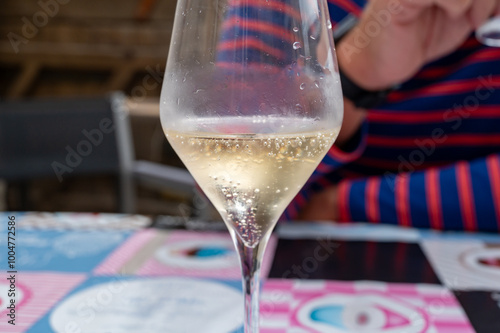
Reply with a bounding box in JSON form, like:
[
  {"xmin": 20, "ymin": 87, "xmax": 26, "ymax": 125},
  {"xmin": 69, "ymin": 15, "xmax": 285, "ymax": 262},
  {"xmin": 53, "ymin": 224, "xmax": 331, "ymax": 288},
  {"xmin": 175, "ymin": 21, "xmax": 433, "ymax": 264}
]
[
  {"xmin": 117, "ymin": 173, "xmax": 135, "ymax": 214},
  {"xmin": 7, "ymin": 181, "xmax": 31, "ymax": 211},
  {"xmin": 0, "ymin": 180, "xmax": 6, "ymax": 211}
]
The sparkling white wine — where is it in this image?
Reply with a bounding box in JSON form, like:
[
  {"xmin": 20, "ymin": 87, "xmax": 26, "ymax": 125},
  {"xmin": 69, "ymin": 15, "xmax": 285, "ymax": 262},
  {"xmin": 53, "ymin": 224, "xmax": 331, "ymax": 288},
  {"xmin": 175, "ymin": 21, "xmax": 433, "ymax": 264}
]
[{"xmin": 166, "ymin": 117, "xmax": 339, "ymax": 247}]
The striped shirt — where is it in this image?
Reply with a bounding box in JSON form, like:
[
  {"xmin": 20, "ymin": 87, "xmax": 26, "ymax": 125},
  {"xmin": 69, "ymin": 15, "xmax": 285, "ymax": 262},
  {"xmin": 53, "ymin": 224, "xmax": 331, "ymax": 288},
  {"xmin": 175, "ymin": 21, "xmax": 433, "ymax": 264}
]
[
  {"xmin": 219, "ymin": 0, "xmax": 500, "ymax": 231},
  {"xmin": 285, "ymin": 0, "xmax": 500, "ymax": 232}
]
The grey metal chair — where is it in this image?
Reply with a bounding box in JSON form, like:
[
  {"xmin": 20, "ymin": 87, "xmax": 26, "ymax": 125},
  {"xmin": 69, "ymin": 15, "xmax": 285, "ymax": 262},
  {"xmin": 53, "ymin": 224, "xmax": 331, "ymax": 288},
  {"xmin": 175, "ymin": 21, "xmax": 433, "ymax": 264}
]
[{"xmin": 0, "ymin": 92, "xmax": 197, "ymax": 214}]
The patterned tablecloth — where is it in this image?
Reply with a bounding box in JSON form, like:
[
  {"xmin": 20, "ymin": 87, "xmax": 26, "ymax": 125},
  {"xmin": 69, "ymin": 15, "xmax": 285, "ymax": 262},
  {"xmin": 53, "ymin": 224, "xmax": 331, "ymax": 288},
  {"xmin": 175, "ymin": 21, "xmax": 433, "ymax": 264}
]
[{"xmin": 1, "ymin": 212, "xmax": 499, "ymax": 333}]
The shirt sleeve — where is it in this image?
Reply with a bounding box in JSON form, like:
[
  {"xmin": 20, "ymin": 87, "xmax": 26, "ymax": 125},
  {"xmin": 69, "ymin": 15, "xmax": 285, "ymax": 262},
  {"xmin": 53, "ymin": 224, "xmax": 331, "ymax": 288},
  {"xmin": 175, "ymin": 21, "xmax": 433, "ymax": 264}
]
[
  {"xmin": 337, "ymin": 153, "xmax": 500, "ymax": 232},
  {"xmin": 283, "ymin": 121, "xmax": 369, "ymax": 220}
]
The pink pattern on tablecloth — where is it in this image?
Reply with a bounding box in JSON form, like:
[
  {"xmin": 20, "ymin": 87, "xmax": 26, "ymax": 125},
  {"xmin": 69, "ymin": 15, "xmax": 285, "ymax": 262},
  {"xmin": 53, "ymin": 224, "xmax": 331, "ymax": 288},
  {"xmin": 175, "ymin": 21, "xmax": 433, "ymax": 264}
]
[
  {"xmin": 137, "ymin": 230, "xmax": 278, "ymax": 279},
  {"xmin": 94, "ymin": 228, "xmax": 277, "ymax": 279},
  {"xmin": 259, "ymin": 279, "xmax": 474, "ymax": 333},
  {"xmin": 0, "ymin": 272, "xmax": 85, "ymax": 333},
  {"xmin": 93, "ymin": 228, "xmax": 158, "ymax": 275}
]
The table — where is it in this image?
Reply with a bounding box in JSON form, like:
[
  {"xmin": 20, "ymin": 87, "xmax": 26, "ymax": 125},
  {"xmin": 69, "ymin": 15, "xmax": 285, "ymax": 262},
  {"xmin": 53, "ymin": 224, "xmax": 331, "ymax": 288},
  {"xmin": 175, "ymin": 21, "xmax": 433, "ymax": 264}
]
[{"xmin": 1, "ymin": 212, "xmax": 499, "ymax": 332}]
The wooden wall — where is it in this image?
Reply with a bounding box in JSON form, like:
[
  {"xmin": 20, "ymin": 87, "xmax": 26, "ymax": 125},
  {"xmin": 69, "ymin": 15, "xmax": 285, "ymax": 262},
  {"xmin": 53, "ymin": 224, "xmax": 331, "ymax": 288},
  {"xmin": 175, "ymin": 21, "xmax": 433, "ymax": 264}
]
[
  {"xmin": 0, "ymin": 0, "xmax": 193, "ymax": 214},
  {"xmin": 0, "ymin": 0, "xmax": 176, "ymax": 99}
]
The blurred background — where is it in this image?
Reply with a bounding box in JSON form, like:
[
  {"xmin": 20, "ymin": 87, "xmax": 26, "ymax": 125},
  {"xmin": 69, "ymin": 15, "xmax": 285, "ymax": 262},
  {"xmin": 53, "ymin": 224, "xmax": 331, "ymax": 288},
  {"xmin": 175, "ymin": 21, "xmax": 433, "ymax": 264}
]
[{"xmin": 0, "ymin": 0, "xmax": 197, "ymax": 215}]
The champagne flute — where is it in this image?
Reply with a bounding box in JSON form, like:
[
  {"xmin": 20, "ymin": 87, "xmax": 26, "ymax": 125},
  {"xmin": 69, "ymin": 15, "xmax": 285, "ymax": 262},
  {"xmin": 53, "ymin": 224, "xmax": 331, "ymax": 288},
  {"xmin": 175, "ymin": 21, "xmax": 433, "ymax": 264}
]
[
  {"xmin": 160, "ymin": 0, "xmax": 343, "ymax": 331},
  {"xmin": 476, "ymin": 16, "xmax": 500, "ymax": 47}
]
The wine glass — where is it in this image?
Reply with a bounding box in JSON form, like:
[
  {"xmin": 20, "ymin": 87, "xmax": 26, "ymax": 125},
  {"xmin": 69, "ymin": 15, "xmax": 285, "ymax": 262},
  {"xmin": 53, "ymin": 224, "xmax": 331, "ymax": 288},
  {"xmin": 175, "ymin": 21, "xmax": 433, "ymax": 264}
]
[
  {"xmin": 160, "ymin": 0, "xmax": 343, "ymax": 331},
  {"xmin": 476, "ymin": 16, "xmax": 500, "ymax": 47}
]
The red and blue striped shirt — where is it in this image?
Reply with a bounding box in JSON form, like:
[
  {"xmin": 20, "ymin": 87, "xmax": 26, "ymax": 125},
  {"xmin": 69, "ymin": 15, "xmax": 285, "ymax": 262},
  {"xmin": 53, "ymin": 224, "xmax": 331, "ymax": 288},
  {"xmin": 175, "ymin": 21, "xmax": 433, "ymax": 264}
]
[
  {"xmin": 218, "ymin": 0, "xmax": 500, "ymax": 232},
  {"xmin": 285, "ymin": 0, "xmax": 500, "ymax": 232}
]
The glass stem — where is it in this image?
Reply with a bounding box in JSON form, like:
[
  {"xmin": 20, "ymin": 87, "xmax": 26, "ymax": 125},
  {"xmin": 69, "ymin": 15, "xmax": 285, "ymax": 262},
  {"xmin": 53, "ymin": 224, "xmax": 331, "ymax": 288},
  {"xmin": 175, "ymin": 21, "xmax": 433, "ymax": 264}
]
[{"xmin": 234, "ymin": 235, "xmax": 268, "ymax": 333}]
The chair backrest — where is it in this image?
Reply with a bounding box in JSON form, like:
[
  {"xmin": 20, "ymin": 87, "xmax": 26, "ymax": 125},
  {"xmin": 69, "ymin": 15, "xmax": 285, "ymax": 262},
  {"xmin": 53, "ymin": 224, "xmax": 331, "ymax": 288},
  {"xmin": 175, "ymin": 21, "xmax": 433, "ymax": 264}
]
[
  {"xmin": 0, "ymin": 92, "xmax": 135, "ymax": 212},
  {"xmin": 0, "ymin": 93, "xmax": 132, "ymax": 181}
]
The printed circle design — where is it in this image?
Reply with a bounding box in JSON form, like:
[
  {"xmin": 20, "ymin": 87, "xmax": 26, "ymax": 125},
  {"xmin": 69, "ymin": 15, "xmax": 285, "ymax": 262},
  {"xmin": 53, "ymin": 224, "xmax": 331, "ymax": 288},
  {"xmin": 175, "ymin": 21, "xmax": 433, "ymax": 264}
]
[
  {"xmin": 50, "ymin": 277, "xmax": 243, "ymax": 333},
  {"xmin": 155, "ymin": 239, "xmax": 238, "ymax": 269},
  {"xmin": 295, "ymin": 294, "xmax": 427, "ymax": 333}
]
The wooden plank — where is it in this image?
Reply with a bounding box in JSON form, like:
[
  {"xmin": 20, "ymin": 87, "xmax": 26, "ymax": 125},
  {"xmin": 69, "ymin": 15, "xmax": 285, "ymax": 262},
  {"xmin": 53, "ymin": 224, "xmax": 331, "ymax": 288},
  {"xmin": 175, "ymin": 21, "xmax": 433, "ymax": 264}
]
[
  {"xmin": 26, "ymin": 67, "xmax": 113, "ymax": 97},
  {"xmin": 0, "ymin": 0, "xmax": 171, "ymax": 20},
  {"xmin": 135, "ymin": 0, "xmax": 161, "ymax": 21},
  {"xmin": 6, "ymin": 62, "xmax": 40, "ymax": 98},
  {"xmin": 107, "ymin": 66, "xmax": 138, "ymax": 92},
  {"xmin": 0, "ymin": 41, "xmax": 169, "ymax": 59},
  {"xmin": 0, "ymin": 54, "xmax": 167, "ymax": 98},
  {"xmin": 151, "ymin": 0, "xmax": 178, "ymax": 20},
  {"xmin": 0, "ymin": 53, "xmax": 166, "ymax": 71},
  {"xmin": 0, "ymin": 21, "xmax": 173, "ymax": 46},
  {"xmin": 126, "ymin": 97, "xmax": 160, "ymax": 118}
]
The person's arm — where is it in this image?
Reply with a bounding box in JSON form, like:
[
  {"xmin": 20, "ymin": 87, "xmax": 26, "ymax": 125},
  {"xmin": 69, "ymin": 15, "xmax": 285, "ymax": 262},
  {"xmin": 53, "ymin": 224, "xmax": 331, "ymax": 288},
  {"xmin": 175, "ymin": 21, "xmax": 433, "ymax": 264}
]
[
  {"xmin": 334, "ymin": 0, "xmax": 500, "ymax": 147},
  {"xmin": 293, "ymin": 0, "xmax": 500, "ymax": 227},
  {"xmin": 298, "ymin": 154, "xmax": 500, "ymax": 232},
  {"xmin": 308, "ymin": 153, "xmax": 500, "ymax": 232}
]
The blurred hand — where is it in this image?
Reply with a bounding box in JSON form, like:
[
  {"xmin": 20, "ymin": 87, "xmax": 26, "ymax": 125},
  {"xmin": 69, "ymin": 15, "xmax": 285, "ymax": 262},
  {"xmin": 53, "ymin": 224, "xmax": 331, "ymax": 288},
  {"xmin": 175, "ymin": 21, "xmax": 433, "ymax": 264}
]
[
  {"xmin": 338, "ymin": 0, "xmax": 500, "ymax": 90},
  {"xmin": 297, "ymin": 185, "xmax": 339, "ymax": 221},
  {"xmin": 314, "ymin": 1, "xmax": 500, "ymax": 221}
]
